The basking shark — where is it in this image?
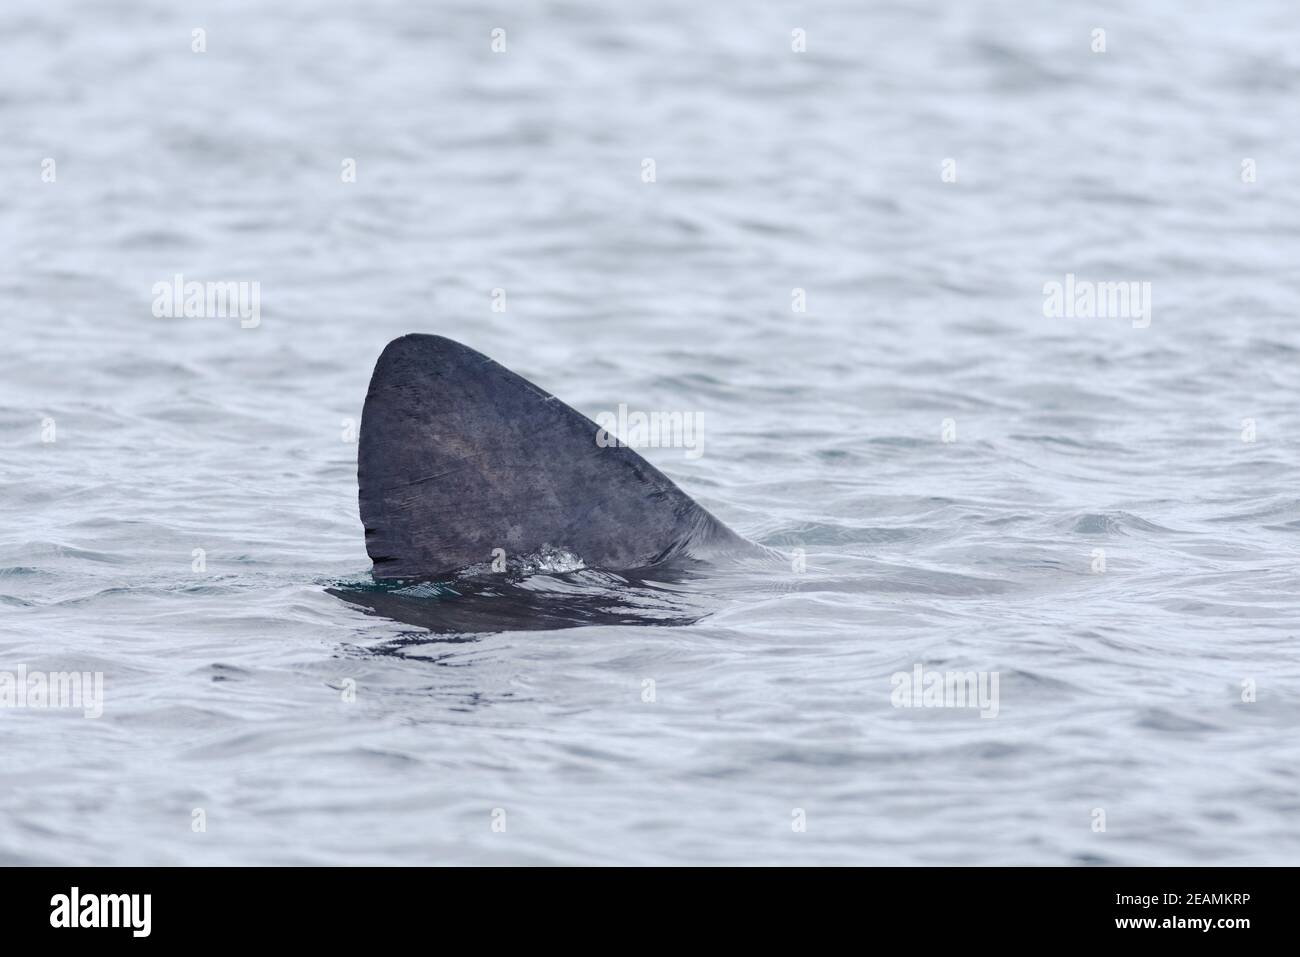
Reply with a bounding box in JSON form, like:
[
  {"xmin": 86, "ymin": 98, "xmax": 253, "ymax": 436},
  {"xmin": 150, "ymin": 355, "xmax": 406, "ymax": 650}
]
[
  {"xmin": 332, "ymin": 334, "xmax": 758, "ymax": 635},
  {"xmin": 356, "ymin": 334, "xmax": 750, "ymax": 582}
]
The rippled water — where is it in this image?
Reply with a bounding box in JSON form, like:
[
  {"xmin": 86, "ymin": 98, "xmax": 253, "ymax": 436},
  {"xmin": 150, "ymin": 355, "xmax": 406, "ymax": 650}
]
[{"xmin": 3, "ymin": 0, "xmax": 1299, "ymax": 865}]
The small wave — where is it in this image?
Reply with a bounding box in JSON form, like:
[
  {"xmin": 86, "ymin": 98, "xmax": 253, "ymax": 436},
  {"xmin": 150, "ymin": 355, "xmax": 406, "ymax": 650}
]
[{"xmin": 1061, "ymin": 512, "xmax": 1175, "ymax": 536}]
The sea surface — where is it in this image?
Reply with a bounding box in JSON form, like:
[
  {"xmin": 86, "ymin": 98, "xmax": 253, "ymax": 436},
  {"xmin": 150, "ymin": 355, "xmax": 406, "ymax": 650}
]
[{"xmin": 2, "ymin": 0, "xmax": 1299, "ymax": 865}]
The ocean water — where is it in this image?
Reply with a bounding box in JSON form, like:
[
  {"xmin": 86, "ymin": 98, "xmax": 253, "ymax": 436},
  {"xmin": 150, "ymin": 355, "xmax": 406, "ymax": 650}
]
[{"xmin": 3, "ymin": 0, "xmax": 1299, "ymax": 865}]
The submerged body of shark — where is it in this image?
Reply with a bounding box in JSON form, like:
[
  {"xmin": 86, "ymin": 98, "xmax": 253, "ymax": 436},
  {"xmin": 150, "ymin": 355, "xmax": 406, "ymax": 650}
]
[{"xmin": 331, "ymin": 334, "xmax": 765, "ymax": 635}]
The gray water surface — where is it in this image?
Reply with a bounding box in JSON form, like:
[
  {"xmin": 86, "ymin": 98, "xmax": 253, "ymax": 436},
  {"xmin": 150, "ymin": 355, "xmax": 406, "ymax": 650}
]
[{"xmin": 2, "ymin": 0, "xmax": 1299, "ymax": 865}]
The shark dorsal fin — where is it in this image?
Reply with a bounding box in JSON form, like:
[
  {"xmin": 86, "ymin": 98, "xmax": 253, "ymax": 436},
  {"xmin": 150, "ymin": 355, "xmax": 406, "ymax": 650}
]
[{"xmin": 358, "ymin": 335, "xmax": 741, "ymax": 580}]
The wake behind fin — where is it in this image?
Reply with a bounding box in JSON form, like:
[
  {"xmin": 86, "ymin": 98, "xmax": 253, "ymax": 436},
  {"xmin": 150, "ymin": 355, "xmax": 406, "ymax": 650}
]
[{"xmin": 358, "ymin": 334, "xmax": 745, "ymax": 580}]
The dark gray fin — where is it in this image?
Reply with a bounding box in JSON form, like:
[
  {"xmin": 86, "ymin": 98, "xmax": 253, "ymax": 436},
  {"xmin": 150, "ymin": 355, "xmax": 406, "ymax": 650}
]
[{"xmin": 358, "ymin": 334, "xmax": 746, "ymax": 580}]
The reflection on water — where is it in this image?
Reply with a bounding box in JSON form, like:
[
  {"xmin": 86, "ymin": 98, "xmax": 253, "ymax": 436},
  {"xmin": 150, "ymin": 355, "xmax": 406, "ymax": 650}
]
[{"xmin": 327, "ymin": 564, "xmax": 708, "ymax": 641}]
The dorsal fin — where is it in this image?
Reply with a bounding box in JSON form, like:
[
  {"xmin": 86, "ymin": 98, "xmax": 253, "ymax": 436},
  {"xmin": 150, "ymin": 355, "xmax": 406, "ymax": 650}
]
[{"xmin": 358, "ymin": 334, "xmax": 743, "ymax": 580}]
